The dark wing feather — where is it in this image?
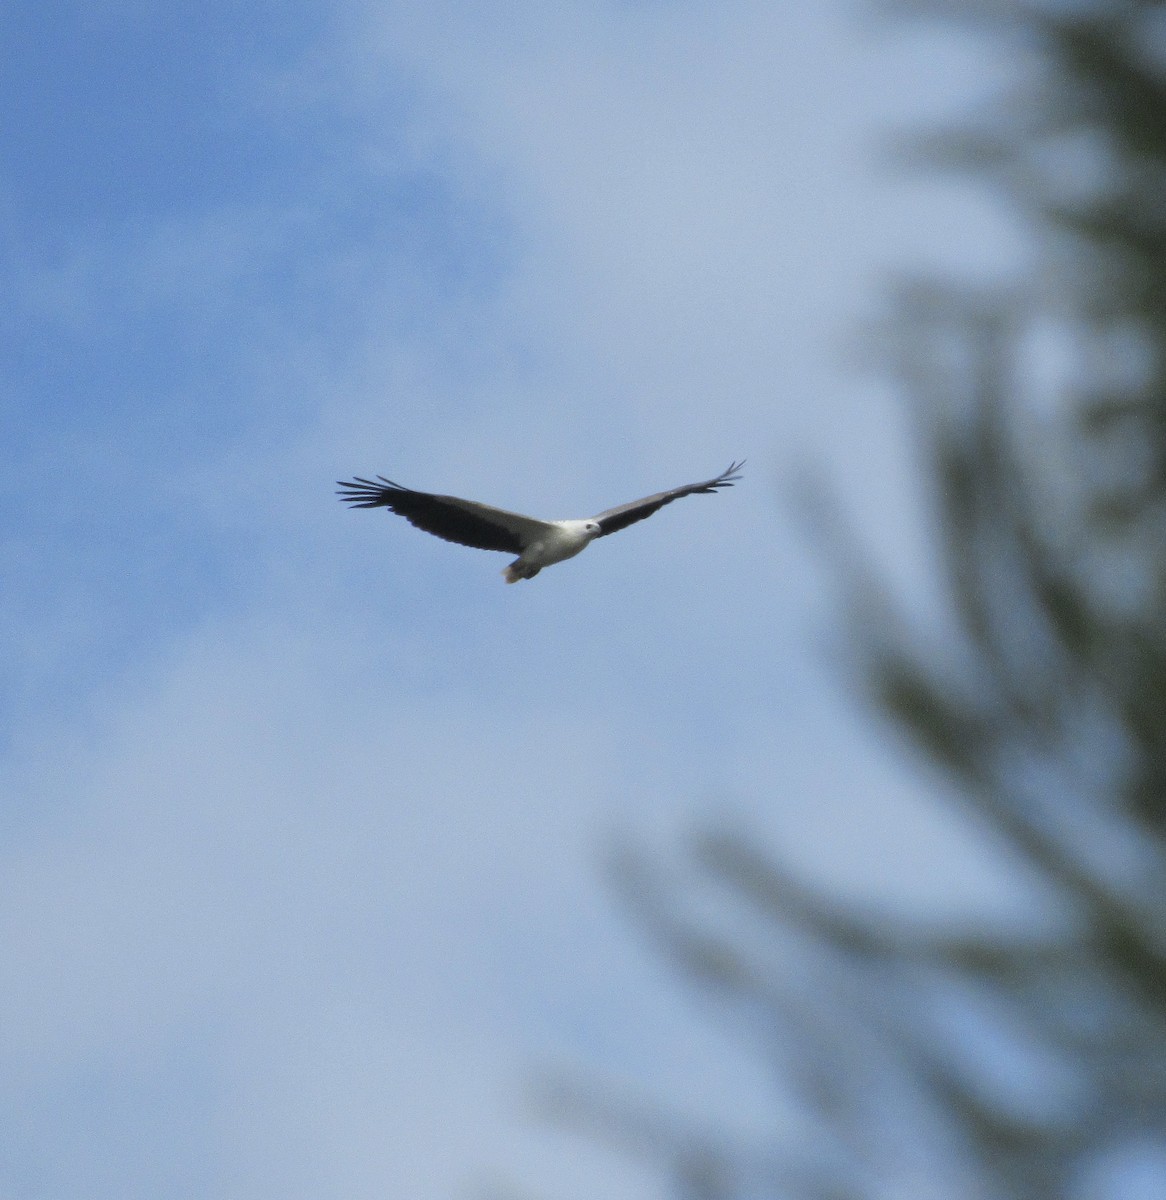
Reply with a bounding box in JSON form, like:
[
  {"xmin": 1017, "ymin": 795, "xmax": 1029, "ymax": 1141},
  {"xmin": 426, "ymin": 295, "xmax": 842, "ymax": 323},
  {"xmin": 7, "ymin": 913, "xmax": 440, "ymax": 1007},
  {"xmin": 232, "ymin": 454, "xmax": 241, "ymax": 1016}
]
[
  {"xmin": 592, "ymin": 461, "xmax": 744, "ymax": 537},
  {"xmin": 337, "ymin": 476, "xmax": 543, "ymax": 553}
]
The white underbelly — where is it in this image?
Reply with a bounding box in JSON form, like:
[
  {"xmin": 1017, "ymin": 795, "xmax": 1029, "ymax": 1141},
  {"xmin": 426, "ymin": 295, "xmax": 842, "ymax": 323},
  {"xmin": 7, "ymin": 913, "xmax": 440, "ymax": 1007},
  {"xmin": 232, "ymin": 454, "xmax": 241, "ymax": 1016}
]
[{"xmin": 529, "ymin": 529, "xmax": 590, "ymax": 567}]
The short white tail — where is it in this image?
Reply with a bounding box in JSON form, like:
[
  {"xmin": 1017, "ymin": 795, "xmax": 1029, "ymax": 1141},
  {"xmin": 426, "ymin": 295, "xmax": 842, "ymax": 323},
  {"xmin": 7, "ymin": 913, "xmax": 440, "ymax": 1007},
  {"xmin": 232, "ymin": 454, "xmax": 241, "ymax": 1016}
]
[{"xmin": 503, "ymin": 560, "xmax": 541, "ymax": 583}]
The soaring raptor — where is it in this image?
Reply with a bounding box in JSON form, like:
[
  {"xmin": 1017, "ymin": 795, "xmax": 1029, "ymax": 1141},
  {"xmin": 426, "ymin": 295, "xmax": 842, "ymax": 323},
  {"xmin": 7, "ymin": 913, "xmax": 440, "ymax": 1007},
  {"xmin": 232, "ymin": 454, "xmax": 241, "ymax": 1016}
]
[{"xmin": 337, "ymin": 462, "xmax": 743, "ymax": 582}]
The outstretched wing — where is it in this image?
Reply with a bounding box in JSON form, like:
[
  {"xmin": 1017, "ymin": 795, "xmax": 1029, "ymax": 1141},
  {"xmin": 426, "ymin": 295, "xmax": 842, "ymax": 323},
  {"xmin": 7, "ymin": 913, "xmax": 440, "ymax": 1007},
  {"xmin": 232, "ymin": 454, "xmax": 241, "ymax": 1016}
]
[
  {"xmin": 591, "ymin": 461, "xmax": 744, "ymax": 538},
  {"xmin": 337, "ymin": 477, "xmax": 554, "ymax": 554}
]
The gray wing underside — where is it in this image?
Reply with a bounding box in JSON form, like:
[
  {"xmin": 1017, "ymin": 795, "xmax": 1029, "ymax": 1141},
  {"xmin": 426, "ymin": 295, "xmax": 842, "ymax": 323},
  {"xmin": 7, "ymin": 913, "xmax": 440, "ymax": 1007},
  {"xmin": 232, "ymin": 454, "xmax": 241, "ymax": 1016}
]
[
  {"xmin": 591, "ymin": 461, "xmax": 744, "ymax": 537},
  {"xmin": 336, "ymin": 477, "xmax": 555, "ymax": 553}
]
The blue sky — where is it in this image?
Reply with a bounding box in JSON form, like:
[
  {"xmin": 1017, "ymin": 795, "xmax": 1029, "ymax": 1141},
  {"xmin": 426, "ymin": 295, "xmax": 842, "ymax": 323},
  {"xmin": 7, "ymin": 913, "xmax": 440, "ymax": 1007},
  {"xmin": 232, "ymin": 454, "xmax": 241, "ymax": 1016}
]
[{"xmin": 2, "ymin": 3, "xmax": 1031, "ymax": 1197}]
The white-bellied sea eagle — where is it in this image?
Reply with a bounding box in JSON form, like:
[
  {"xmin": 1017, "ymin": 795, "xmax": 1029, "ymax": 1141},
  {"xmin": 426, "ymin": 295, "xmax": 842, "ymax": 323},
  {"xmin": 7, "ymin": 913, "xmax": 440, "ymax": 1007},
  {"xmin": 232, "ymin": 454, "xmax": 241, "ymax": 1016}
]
[{"xmin": 337, "ymin": 462, "xmax": 743, "ymax": 582}]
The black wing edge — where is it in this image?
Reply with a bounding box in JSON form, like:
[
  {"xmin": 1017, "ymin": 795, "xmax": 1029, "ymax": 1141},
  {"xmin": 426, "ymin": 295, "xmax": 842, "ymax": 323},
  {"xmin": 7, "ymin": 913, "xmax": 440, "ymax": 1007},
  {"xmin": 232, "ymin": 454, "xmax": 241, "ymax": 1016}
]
[
  {"xmin": 336, "ymin": 475, "xmax": 412, "ymax": 508},
  {"xmin": 594, "ymin": 459, "xmax": 745, "ymax": 537},
  {"xmin": 336, "ymin": 474, "xmax": 526, "ymax": 553},
  {"xmin": 696, "ymin": 460, "xmax": 745, "ymax": 492}
]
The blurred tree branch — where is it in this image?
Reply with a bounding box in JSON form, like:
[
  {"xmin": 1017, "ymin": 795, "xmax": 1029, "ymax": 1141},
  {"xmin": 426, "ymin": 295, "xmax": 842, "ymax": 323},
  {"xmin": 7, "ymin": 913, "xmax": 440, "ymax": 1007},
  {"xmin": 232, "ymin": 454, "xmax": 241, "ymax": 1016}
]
[{"xmin": 546, "ymin": 3, "xmax": 1166, "ymax": 1197}]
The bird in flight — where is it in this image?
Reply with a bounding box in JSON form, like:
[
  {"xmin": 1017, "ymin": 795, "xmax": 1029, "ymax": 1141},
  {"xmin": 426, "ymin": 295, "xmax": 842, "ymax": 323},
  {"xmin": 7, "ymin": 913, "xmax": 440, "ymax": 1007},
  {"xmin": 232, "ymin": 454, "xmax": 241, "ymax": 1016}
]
[{"xmin": 337, "ymin": 461, "xmax": 743, "ymax": 582}]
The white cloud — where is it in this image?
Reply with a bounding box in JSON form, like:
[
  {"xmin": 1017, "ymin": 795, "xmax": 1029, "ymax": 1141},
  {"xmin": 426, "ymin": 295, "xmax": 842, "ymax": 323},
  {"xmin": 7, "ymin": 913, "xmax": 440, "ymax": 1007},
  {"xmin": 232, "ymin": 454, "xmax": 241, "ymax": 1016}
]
[{"xmin": 0, "ymin": 588, "xmax": 785, "ymax": 1197}]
